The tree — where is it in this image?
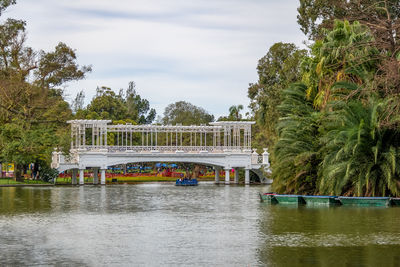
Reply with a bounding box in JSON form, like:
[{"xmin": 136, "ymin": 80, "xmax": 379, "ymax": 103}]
[
  {"xmin": 0, "ymin": 1, "xmax": 90, "ymax": 180},
  {"xmin": 248, "ymin": 42, "xmax": 307, "ymax": 149},
  {"xmin": 272, "ymin": 83, "xmax": 320, "ymax": 194},
  {"xmin": 319, "ymin": 96, "xmax": 400, "ymax": 197},
  {"xmin": 72, "ymin": 90, "xmax": 85, "ymax": 113},
  {"xmin": 298, "ymin": 0, "xmax": 400, "ymax": 98},
  {"xmin": 218, "ymin": 104, "xmax": 244, "ymax": 121},
  {"xmin": 125, "ymin": 81, "xmax": 156, "ymax": 124},
  {"xmin": 84, "ymin": 87, "xmax": 127, "ymax": 120},
  {"xmin": 301, "ymin": 20, "xmax": 378, "ymax": 108},
  {"xmin": 79, "ymin": 82, "xmax": 156, "ymax": 124},
  {"xmin": 228, "ymin": 105, "xmax": 243, "ymax": 120},
  {"xmin": 297, "ymin": 0, "xmax": 400, "ymax": 41},
  {"xmin": 0, "ymin": 0, "xmax": 15, "ymax": 16},
  {"xmin": 162, "ymin": 101, "xmax": 214, "ymax": 125}
]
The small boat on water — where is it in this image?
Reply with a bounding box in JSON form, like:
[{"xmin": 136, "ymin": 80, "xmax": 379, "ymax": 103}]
[
  {"xmin": 176, "ymin": 178, "xmax": 198, "ymax": 186},
  {"xmin": 302, "ymin": 195, "xmax": 341, "ymax": 206},
  {"xmin": 274, "ymin": 194, "xmax": 306, "ymax": 205},
  {"xmin": 259, "ymin": 193, "xmax": 278, "ymax": 204},
  {"xmin": 338, "ymin": 196, "xmax": 390, "ymax": 206}
]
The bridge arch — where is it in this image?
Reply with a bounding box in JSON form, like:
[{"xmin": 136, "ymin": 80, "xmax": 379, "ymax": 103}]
[{"xmin": 106, "ymin": 158, "xmax": 226, "ymax": 169}]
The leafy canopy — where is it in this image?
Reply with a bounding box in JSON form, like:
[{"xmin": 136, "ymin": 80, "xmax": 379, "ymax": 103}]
[{"xmin": 162, "ymin": 101, "xmax": 214, "ymax": 125}]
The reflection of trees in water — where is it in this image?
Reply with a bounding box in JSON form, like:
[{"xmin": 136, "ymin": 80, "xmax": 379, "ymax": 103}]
[
  {"xmin": 0, "ymin": 187, "xmax": 53, "ymax": 214},
  {"xmin": 256, "ymin": 205, "xmax": 400, "ymax": 265},
  {"xmin": 0, "ymin": 186, "xmax": 146, "ymax": 215}
]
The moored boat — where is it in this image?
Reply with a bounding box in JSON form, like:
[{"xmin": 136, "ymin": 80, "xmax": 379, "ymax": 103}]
[
  {"xmin": 302, "ymin": 195, "xmax": 341, "ymax": 206},
  {"xmin": 390, "ymin": 198, "xmax": 400, "ymax": 206},
  {"xmin": 274, "ymin": 194, "xmax": 306, "ymax": 205},
  {"xmin": 259, "ymin": 193, "xmax": 278, "ymax": 204},
  {"xmin": 176, "ymin": 178, "xmax": 198, "ymax": 186},
  {"xmin": 338, "ymin": 196, "xmax": 390, "ymax": 206}
]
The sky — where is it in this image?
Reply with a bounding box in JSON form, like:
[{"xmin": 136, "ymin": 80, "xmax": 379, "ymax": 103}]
[{"xmin": 4, "ymin": 0, "xmax": 305, "ymax": 118}]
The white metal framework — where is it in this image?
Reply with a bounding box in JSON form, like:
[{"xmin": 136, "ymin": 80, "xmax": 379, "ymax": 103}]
[{"xmin": 68, "ymin": 120, "xmax": 255, "ymax": 152}]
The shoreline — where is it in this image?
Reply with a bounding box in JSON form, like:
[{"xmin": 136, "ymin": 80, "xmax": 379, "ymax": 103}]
[
  {"xmin": 0, "ymin": 184, "xmax": 55, "ymax": 187},
  {"xmin": 0, "ymin": 181, "xmax": 267, "ymax": 187}
]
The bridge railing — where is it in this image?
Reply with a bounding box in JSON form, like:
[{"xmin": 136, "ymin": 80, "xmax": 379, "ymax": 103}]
[
  {"xmin": 251, "ymin": 153, "xmax": 264, "ymax": 164},
  {"xmin": 51, "ymin": 151, "xmax": 80, "ymax": 168},
  {"xmin": 77, "ymin": 145, "xmax": 253, "ymax": 153}
]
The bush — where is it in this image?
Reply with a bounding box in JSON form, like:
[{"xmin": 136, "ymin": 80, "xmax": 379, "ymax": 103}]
[{"xmin": 39, "ymin": 166, "xmax": 59, "ymax": 182}]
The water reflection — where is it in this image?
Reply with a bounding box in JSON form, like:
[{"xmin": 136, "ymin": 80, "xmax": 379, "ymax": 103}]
[
  {"xmin": 1, "ymin": 185, "xmax": 400, "ymax": 266},
  {"xmin": 257, "ymin": 203, "xmax": 400, "ymax": 266},
  {"xmin": 0, "ymin": 187, "xmax": 53, "ymax": 214},
  {"xmin": 0, "ymin": 185, "xmax": 266, "ymax": 266}
]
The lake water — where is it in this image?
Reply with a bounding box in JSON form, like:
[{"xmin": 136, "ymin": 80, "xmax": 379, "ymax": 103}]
[{"xmin": 0, "ymin": 183, "xmax": 400, "ymax": 266}]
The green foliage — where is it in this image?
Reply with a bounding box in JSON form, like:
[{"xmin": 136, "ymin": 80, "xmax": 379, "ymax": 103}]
[
  {"xmin": 250, "ymin": 13, "xmax": 400, "ymax": 196},
  {"xmin": 218, "ymin": 105, "xmax": 244, "ymax": 121},
  {"xmin": 297, "ymin": 0, "xmax": 400, "ymax": 41},
  {"xmin": 297, "ymin": 0, "xmax": 348, "ymax": 40},
  {"xmin": 125, "ymin": 81, "xmax": 156, "ymax": 124},
  {"xmin": 248, "ymin": 42, "xmax": 307, "ymax": 150},
  {"xmin": 85, "ymin": 87, "xmax": 128, "ymax": 120},
  {"xmin": 0, "ymin": 0, "xmax": 15, "ymax": 15},
  {"xmin": 162, "ymin": 101, "xmax": 214, "ymax": 125},
  {"xmin": 301, "ymin": 20, "xmax": 378, "ymax": 108},
  {"xmin": 228, "ymin": 105, "xmax": 244, "ymax": 121},
  {"xmin": 319, "ymin": 97, "xmax": 400, "ymax": 197},
  {"xmin": 272, "ymin": 83, "xmax": 320, "ymax": 194},
  {"xmin": 0, "ymin": 1, "xmax": 87, "ymax": 178},
  {"xmin": 76, "ymin": 82, "xmax": 156, "ymax": 124},
  {"xmin": 39, "ymin": 166, "xmax": 59, "ymax": 182},
  {"xmin": 35, "ymin": 42, "xmax": 92, "ymax": 89}
]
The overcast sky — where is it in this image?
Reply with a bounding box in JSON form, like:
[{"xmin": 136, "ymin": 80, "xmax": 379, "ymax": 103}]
[{"xmin": 4, "ymin": 0, "xmax": 305, "ymax": 118}]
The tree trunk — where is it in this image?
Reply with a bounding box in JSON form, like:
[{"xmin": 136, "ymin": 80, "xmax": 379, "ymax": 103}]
[
  {"xmin": 14, "ymin": 163, "xmax": 24, "ymax": 182},
  {"xmin": 0, "ymin": 163, "xmax": 2, "ymax": 178}
]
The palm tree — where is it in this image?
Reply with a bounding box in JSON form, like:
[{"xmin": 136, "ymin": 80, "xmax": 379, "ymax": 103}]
[
  {"xmin": 228, "ymin": 105, "xmax": 244, "ymax": 121},
  {"xmin": 272, "ymin": 83, "xmax": 321, "ymax": 194},
  {"xmin": 301, "ymin": 20, "xmax": 378, "ymax": 109},
  {"xmin": 319, "ymin": 96, "xmax": 400, "ymax": 197}
]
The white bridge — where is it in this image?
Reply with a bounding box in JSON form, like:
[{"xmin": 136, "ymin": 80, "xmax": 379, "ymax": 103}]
[{"xmin": 51, "ymin": 120, "xmax": 270, "ymax": 185}]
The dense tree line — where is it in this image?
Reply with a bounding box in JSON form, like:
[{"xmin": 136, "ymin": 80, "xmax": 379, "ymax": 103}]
[
  {"xmin": 74, "ymin": 81, "xmax": 156, "ymax": 124},
  {"xmin": 250, "ymin": 0, "xmax": 400, "ymax": 196},
  {"xmin": 0, "ymin": 1, "xmax": 158, "ymax": 180},
  {"xmin": 0, "ymin": 1, "xmax": 92, "ymax": 180}
]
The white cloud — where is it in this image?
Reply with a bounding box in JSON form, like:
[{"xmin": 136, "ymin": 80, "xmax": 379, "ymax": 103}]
[{"xmin": 4, "ymin": 0, "xmax": 305, "ymax": 118}]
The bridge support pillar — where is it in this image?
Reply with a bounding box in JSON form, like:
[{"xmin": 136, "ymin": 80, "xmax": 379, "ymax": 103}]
[
  {"xmin": 215, "ymin": 167, "xmax": 220, "ymax": 184},
  {"xmin": 224, "ymin": 168, "xmax": 230, "ymax": 185},
  {"xmin": 100, "ymin": 169, "xmax": 106, "ymax": 185},
  {"xmin": 79, "ymin": 169, "xmax": 85, "ymax": 185},
  {"xmin": 123, "ymin": 164, "xmax": 127, "ymax": 175},
  {"xmin": 245, "ymin": 169, "xmax": 250, "ymax": 185},
  {"xmin": 72, "ymin": 169, "xmax": 78, "ymax": 185},
  {"xmin": 93, "ymin": 168, "xmax": 99, "ymax": 185},
  {"xmin": 234, "ymin": 168, "xmax": 239, "ymax": 184}
]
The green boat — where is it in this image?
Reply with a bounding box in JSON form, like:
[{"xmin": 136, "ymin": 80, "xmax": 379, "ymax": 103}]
[
  {"xmin": 390, "ymin": 198, "xmax": 400, "ymax": 206},
  {"xmin": 303, "ymin": 195, "xmax": 341, "ymax": 206},
  {"xmin": 274, "ymin": 194, "xmax": 306, "ymax": 205},
  {"xmin": 259, "ymin": 193, "xmax": 278, "ymax": 204},
  {"xmin": 338, "ymin": 196, "xmax": 391, "ymax": 206}
]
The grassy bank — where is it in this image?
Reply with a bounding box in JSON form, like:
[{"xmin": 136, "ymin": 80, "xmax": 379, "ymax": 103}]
[{"xmin": 0, "ymin": 178, "xmax": 51, "ymax": 185}]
